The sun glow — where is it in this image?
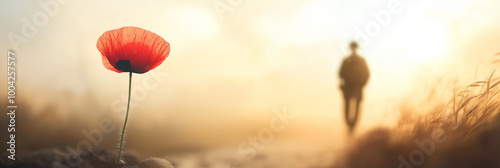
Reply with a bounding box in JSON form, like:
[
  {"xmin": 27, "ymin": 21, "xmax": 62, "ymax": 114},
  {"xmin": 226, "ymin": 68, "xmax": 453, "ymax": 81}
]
[
  {"xmin": 165, "ymin": 6, "xmax": 219, "ymax": 39},
  {"xmin": 254, "ymin": 0, "xmax": 340, "ymax": 45},
  {"xmin": 294, "ymin": 0, "xmax": 339, "ymax": 42},
  {"xmin": 394, "ymin": 21, "xmax": 449, "ymax": 63}
]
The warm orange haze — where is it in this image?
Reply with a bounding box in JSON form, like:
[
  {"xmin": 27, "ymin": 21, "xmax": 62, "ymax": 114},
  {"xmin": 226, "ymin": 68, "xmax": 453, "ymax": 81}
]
[{"xmin": 1, "ymin": 0, "xmax": 500, "ymax": 168}]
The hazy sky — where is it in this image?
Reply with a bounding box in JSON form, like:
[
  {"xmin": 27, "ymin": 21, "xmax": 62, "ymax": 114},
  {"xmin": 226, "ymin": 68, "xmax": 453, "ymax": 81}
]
[{"xmin": 2, "ymin": 0, "xmax": 500, "ymax": 149}]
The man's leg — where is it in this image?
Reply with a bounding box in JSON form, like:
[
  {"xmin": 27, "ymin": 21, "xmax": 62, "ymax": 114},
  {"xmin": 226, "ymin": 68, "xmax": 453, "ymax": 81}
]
[
  {"xmin": 343, "ymin": 91, "xmax": 351, "ymax": 127},
  {"xmin": 352, "ymin": 89, "xmax": 363, "ymax": 129},
  {"xmin": 352, "ymin": 97, "xmax": 361, "ymax": 128}
]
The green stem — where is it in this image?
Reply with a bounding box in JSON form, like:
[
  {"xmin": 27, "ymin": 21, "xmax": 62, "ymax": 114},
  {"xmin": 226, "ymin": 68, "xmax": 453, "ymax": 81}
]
[{"xmin": 117, "ymin": 72, "xmax": 132, "ymax": 168}]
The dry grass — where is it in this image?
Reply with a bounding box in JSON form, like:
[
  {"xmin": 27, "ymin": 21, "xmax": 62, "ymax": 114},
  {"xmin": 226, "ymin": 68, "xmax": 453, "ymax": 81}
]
[{"xmin": 337, "ymin": 71, "xmax": 500, "ymax": 168}]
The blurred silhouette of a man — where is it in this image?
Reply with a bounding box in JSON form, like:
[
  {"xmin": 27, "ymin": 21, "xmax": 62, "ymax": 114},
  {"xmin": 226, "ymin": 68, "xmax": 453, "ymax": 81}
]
[{"xmin": 339, "ymin": 41, "xmax": 369, "ymax": 132}]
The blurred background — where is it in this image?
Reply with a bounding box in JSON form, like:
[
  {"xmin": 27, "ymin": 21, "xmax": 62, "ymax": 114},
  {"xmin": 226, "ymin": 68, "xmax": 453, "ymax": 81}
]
[{"xmin": 1, "ymin": 0, "xmax": 500, "ymax": 167}]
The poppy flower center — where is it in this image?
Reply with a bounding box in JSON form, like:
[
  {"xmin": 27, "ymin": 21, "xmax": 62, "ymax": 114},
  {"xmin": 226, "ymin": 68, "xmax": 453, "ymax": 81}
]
[{"xmin": 116, "ymin": 60, "xmax": 132, "ymax": 72}]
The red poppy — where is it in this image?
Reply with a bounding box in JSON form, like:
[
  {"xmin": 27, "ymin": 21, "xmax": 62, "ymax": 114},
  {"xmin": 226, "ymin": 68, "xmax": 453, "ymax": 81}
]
[{"xmin": 97, "ymin": 26, "xmax": 170, "ymax": 74}]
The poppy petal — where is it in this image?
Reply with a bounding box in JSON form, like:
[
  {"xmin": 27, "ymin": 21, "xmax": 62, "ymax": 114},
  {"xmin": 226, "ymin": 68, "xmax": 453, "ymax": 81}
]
[
  {"xmin": 97, "ymin": 26, "xmax": 170, "ymax": 73},
  {"xmin": 101, "ymin": 53, "xmax": 121, "ymax": 73}
]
